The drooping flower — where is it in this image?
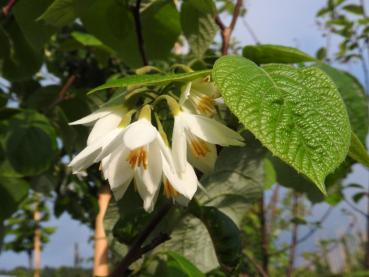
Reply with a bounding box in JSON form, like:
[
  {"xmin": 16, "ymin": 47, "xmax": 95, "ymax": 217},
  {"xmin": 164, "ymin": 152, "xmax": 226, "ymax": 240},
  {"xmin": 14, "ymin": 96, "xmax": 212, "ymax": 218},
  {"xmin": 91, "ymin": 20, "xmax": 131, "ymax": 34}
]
[
  {"xmin": 180, "ymin": 76, "xmax": 220, "ymax": 117},
  {"xmin": 68, "ymin": 106, "xmax": 127, "ymax": 173},
  {"xmin": 102, "ymin": 109, "xmax": 198, "ymax": 212},
  {"xmin": 172, "ymin": 110, "xmax": 244, "ymax": 174}
]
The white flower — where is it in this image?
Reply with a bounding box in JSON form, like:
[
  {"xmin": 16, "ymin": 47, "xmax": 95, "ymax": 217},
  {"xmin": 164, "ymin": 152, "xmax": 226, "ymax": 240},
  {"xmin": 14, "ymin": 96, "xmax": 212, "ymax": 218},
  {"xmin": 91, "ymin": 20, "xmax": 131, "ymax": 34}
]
[
  {"xmin": 103, "ymin": 118, "xmax": 198, "ymax": 212},
  {"xmin": 68, "ymin": 106, "xmax": 126, "ymax": 173},
  {"xmin": 172, "ymin": 110, "xmax": 244, "ymax": 174},
  {"xmin": 180, "ymin": 76, "xmax": 220, "ymax": 117}
]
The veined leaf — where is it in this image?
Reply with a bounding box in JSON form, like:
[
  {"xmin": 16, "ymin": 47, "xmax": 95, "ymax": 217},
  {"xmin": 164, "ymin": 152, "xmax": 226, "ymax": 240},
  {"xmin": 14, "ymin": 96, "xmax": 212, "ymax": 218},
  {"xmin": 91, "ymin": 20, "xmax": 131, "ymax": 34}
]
[
  {"xmin": 88, "ymin": 70, "xmax": 211, "ymax": 94},
  {"xmin": 242, "ymin": 44, "xmax": 315, "ymax": 64},
  {"xmin": 349, "ymin": 132, "xmax": 369, "ymax": 168},
  {"xmin": 181, "ymin": 0, "xmax": 218, "ymax": 58},
  {"xmin": 38, "ymin": 0, "xmax": 77, "ymax": 27},
  {"xmin": 212, "ymin": 56, "xmax": 351, "ymax": 193}
]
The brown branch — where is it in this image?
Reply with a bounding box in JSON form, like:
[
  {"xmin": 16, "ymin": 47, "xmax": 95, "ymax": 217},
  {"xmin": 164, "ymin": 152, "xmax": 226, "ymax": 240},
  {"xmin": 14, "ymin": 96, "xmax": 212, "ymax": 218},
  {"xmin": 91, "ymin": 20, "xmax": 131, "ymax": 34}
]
[
  {"xmin": 48, "ymin": 74, "xmax": 77, "ymax": 109},
  {"xmin": 112, "ymin": 202, "xmax": 172, "ymax": 277},
  {"xmin": 215, "ymin": 0, "xmax": 243, "ymax": 55},
  {"xmin": 132, "ymin": 0, "xmax": 148, "ymax": 66},
  {"xmin": 1, "ymin": 0, "xmax": 16, "ymax": 17}
]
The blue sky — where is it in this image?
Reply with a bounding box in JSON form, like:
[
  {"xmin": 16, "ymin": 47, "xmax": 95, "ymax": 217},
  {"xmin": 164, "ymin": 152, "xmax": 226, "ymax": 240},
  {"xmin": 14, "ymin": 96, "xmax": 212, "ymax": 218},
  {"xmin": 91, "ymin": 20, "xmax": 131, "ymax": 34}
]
[{"xmin": 1, "ymin": 0, "xmax": 368, "ymax": 271}]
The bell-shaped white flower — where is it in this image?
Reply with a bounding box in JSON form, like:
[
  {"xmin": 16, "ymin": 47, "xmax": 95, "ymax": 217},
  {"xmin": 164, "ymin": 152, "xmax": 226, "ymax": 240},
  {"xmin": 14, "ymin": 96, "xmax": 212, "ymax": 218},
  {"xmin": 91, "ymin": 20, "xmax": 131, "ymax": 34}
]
[
  {"xmin": 172, "ymin": 110, "xmax": 244, "ymax": 174},
  {"xmin": 68, "ymin": 106, "xmax": 127, "ymax": 173},
  {"xmin": 102, "ymin": 106, "xmax": 198, "ymax": 212},
  {"xmin": 180, "ymin": 76, "xmax": 220, "ymax": 117}
]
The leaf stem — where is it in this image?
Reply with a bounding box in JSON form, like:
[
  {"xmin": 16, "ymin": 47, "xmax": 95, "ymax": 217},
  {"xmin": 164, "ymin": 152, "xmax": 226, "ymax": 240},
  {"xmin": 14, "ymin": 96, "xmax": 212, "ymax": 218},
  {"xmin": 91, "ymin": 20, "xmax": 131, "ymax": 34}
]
[{"xmin": 1, "ymin": 0, "xmax": 16, "ymax": 17}]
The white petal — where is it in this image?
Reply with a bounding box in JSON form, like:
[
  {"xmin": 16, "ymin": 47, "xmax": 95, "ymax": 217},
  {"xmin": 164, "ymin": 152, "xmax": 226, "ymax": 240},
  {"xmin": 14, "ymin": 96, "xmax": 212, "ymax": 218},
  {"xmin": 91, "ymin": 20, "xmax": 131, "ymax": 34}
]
[
  {"xmin": 181, "ymin": 113, "xmax": 244, "ymax": 146},
  {"xmin": 94, "ymin": 128, "xmax": 126, "ymax": 162},
  {"xmin": 123, "ymin": 119, "xmax": 158, "ymax": 150},
  {"xmin": 68, "ymin": 143, "xmax": 101, "ymax": 172},
  {"xmin": 162, "ymin": 158, "xmax": 198, "ymax": 200},
  {"xmin": 179, "ymin": 82, "xmax": 192, "ymax": 105},
  {"xmin": 134, "ymin": 172, "xmax": 160, "ymax": 213},
  {"xmin": 87, "ymin": 112, "xmax": 124, "ymax": 145},
  {"xmin": 187, "ymin": 142, "xmax": 217, "ymax": 174},
  {"xmin": 111, "ymin": 179, "xmax": 132, "ymax": 201},
  {"xmin": 107, "ymin": 147, "xmax": 134, "ymax": 193},
  {"xmin": 100, "ymin": 155, "xmax": 111, "ymax": 180},
  {"xmin": 134, "ymin": 142, "xmax": 162, "ymax": 194},
  {"xmin": 172, "ymin": 116, "xmax": 187, "ymax": 174},
  {"xmin": 69, "ymin": 110, "xmax": 111, "ymax": 126}
]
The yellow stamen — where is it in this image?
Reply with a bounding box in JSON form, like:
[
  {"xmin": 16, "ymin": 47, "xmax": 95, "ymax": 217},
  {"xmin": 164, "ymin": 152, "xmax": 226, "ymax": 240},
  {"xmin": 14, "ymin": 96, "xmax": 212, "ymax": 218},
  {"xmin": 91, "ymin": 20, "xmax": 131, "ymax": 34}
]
[
  {"xmin": 127, "ymin": 147, "xmax": 148, "ymax": 169},
  {"xmin": 197, "ymin": 95, "xmax": 216, "ymax": 116},
  {"xmin": 189, "ymin": 136, "xmax": 210, "ymax": 158},
  {"xmin": 163, "ymin": 178, "xmax": 179, "ymax": 199}
]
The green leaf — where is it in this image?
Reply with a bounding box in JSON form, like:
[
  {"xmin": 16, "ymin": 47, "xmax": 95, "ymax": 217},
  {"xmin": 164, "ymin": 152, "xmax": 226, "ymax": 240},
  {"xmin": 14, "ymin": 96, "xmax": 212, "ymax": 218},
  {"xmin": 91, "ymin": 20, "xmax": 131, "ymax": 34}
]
[
  {"xmin": 2, "ymin": 20, "xmax": 42, "ymax": 81},
  {"xmin": 343, "ymin": 4, "xmax": 364, "ymax": 15},
  {"xmin": 76, "ymin": 0, "xmax": 139, "ymax": 66},
  {"xmin": 318, "ymin": 64, "xmax": 369, "ymax": 143},
  {"xmin": 13, "ymin": 0, "xmax": 56, "ymax": 50},
  {"xmin": 180, "ymin": 0, "xmax": 218, "ymax": 58},
  {"xmin": 38, "ymin": 0, "xmax": 77, "ymax": 27},
  {"xmin": 0, "ymin": 26, "xmax": 10, "ymax": 60},
  {"xmin": 352, "ymin": 192, "xmax": 366, "ymax": 203},
  {"xmin": 263, "ymin": 158, "xmax": 276, "ymax": 189},
  {"xmin": 197, "ymin": 140, "xmax": 263, "ymax": 226},
  {"xmin": 191, "ymin": 206, "xmax": 242, "ymax": 271},
  {"xmin": 242, "ymin": 44, "xmax": 315, "ymax": 64},
  {"xmin": 212, "ymin": 56, "xmax": 351, "ymax": 193},
  {"xmin": 71, "ymin": 31, "xmax": 104, "ymax": 47},
  {"xmin": 88, "ymin": 70, "xmax": 211, "ymax": 94},
  {"xmin": 166, "ymin": 252, "xmax": 206, "ymax": 277},
  {"xmin": 4, "ymin": 111, "xmax": 57, "ymax": 176},
  {"xmin": 348, "ymin": 132, "xmax": 369, "ymax": 168},
  {"xmin": 0, "ymin": 177, "xmax": 28, "ymax": 222},
  {"xmin": 141, "ymin": 0, "xmax": 181, "ymax": 61},
  {"xmin": 270, "ymin": 156, "xmax": 324, "ymax": 203}
]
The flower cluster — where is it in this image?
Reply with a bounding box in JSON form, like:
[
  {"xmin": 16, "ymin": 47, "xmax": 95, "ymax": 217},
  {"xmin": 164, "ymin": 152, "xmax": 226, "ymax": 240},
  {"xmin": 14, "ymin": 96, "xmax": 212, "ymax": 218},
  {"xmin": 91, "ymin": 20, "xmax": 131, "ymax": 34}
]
[{"xmin": 68, "ymin": 76, "xmax": 244, "ymax": 212}]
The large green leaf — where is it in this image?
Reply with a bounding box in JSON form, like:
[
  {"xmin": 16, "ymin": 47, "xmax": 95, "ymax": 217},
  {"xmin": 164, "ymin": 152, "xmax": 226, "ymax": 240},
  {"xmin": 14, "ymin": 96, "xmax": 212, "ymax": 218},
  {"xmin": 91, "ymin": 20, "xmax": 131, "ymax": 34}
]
[
  {"xmin": 4, "ymin": 110, "xmax": 57, "ymax": 176},
  {"xmin": 141, "ymin": 0, "xmax": 181, "ymax": 61},
  {"xmin": 242, "ymin": 44, "xmax": 315, "ymax": 64},
  {"xmin": 88, "ymin": 70, "xmax": 211, "ymax": 94},
  {"xmin": 180, "ymin": 0, "xmax": 218, "ymax": 58},
  {"xmin": 76, "ymin": 0, "xmax": 139, "ymax": 66},
  {"xmin": 2, "ymin": 20, "xmax": 42, "ymax": 81},
  {"xmin": 13, "ymin": 0, "xmax": 56, "ymax": 50},
  {"xmin": 212, "ymin": 56, "xmax": 351, "ymax": 193},
  {"xmin": 318, "ymin": 64, "xmax": 369, "ymax": 143},
  {"xmin": 0, "ymin": 177, "xmax": 29, "ymax": 222},
  {"xmin": 197, "ymin": 139, "xmax": 263, "ymax": 226},
  {"xmin": 38, "ymin": 0, "xmax": 77, "ymax": 27}
]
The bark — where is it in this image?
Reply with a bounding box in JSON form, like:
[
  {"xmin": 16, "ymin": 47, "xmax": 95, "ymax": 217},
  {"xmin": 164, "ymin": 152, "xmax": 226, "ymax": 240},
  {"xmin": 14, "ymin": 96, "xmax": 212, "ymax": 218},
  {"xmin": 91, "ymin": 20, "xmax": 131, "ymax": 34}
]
[{"xmin": 93, "ymin": 185, "xmax": 112, "ymax": 277}]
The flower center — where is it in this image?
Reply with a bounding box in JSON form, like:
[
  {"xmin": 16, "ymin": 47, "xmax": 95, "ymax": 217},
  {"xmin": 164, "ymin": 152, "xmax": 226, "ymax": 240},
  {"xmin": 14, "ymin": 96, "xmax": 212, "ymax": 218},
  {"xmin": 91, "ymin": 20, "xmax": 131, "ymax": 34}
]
[
  {"xmin": 188, "ymin": 134, "xmax": 210, "ymax": 158},
  {"xmin": 163, "ymin": 178, "xmax": 179, "ymax": 199},
  {"xmin": 189, "ymin": 90, "xmax": 216, "ymax": 116},
  {"xmin": 197, "ymin": 96, "xmax": 216, "ymax": 116},
  {"xmin": 127, "ymin": 147, "xmax": 148, "ymax": 169}
]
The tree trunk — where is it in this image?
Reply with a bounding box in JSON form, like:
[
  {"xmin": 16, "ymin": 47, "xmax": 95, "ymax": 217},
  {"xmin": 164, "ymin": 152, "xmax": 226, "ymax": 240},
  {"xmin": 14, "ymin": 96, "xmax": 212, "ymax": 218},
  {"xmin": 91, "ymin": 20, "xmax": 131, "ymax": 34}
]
[
  {"xmin": 93, "ymin": 185, "xmax": 112, "ymax": 277},
  {"xmin": 33, "ymin": 208, "xmax": 41, "ymax": 277}
]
